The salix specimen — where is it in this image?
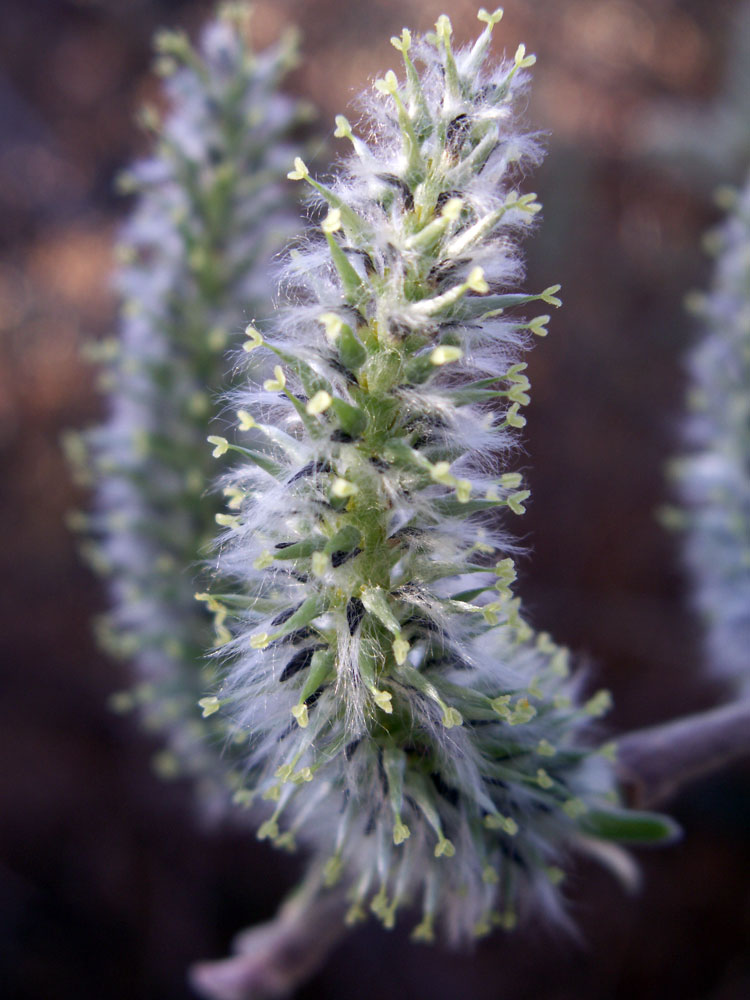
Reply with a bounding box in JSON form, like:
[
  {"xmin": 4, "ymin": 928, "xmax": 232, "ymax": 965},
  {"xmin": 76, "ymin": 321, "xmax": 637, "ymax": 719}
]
[
  {"xmin": 71, "ymin": 4, "xmax": 304, "ymax": 803},
  {"xmin": 673, "ymin": 174, "xmax": 750, "ymax": 695},
  {"xmin": 205, "ymin": 9, "xmax": 676, "ymax": 942}
]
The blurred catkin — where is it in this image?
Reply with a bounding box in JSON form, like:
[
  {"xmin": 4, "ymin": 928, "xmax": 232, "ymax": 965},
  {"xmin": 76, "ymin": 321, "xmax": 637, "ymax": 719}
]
[
  {"xmin": 674, "ymin": 175, "xmax": 750, "ymax": 695},
  {"xmin": 69, "ymin": 4, "xmax": 305, "ymax": 811}
]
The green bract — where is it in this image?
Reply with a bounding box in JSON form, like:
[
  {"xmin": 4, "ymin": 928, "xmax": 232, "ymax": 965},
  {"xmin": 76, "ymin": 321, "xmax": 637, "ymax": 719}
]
[{"xmin": 203, "ymin": 9, "xmax": 675, "ymax": 942}]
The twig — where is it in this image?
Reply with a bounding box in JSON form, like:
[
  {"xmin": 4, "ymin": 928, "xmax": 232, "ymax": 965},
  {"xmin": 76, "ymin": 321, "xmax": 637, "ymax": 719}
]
[
  {"xmin": 190, "ymin": 870, "xmax": 348, "ymax": 1000},
  {"xmin": 190, "ymin": 699, "xmax": 750, "ymax": 1000},
  {"xmin": 615, "ymin": 698, "xmax": 750, "ymax": 808}
]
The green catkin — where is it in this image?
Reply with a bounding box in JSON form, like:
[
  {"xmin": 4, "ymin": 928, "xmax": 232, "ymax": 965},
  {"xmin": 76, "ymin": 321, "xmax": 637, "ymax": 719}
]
[{"xmin": 205, "ymin": 9, "xmax": 677, "ymax": 942}]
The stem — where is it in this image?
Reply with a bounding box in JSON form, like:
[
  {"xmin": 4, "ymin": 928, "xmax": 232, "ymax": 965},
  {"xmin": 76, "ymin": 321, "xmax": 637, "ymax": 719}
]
[
  {"xmin": 615, "ymin": 698, "xmax": 750, "ymax": 809},
  {"xmin": 190, "ymin": 874, "xmax": 348, "ymax": 1000}
]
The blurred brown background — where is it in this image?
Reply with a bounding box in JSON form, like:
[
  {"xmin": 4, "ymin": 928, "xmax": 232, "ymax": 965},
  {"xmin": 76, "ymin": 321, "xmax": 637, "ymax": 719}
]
[{"xmin": 1, "ymin": 0, "xmax": 749, "ymax": 997}]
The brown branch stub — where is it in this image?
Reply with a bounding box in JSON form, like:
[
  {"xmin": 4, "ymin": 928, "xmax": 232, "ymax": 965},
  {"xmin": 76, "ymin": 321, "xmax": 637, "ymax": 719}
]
[
  {"xmin": 189, "ymin": 880, "xmax": 348, "ymax": 1000},
  {"xmin": 615, "ymin": 698, "xmax": 750, "ymax": 809}
]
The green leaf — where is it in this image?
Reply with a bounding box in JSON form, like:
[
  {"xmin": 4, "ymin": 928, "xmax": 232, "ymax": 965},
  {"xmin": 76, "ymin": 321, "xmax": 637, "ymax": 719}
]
[
  {"xmin": 451, "ymin": 584, "xmax": 497, "ymax": 602},
  {"xmin": 276, "ymin": 594, "xmax": 329, "ymax": 634},
  {"xmin": 403, "ymin": 354, "xmax": 436, "ymax": 384},
  {"xmin": 273, "ymin": 537, "xmax": 326, "ymax": 560},
  {"xmin": 325, "ymin": 232, "xmax": 368, "ymax": 310},
  {"xmin": 325, "ymin": 524, "xmax": 362, "ymax": 554},
  {"xmin": 302, "ymin": 174, "xmax": 373, "ymax": 247},
  {"xmin": 433, "ymin": 496, "xmax": 503, "ymax": 517},
  {"xmin": 360, "ymin": 585, "xmax": 401, "ymax": 635},
  {"xmin": 224, "ymin": 443, "xmax": 284, "ymax": 479},
  {"xmin": 267, "ymin": 345, "xmax": 331, "ymax": 397},
  {"xmin": 447, "ymin": 387, "xmax": 509, "ymax": 406},
  {"xmin": 298, "ymin": 649, "xmax": 336, "ymax": 705},
  {"xmin": 454, "ymin": 291, "xmax": 549, "ymax": 321},
  {"xmin": 578, "ymin": 808, "xmax": 681, "ymax": 845},
  {"xmin": 337, "ymin": 325, "xmax": 368, "ymax": 370},
  {"xmin": 331, "ymin": 397, "xmax": 368, "ymax": 438}
]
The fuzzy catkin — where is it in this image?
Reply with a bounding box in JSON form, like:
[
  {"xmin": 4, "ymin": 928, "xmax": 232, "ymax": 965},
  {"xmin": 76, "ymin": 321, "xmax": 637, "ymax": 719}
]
[
  {"xmin": 204, "ymin": 10, "xmax": 675, "ymax": 942},
  {"xmin": 675, "ymin": 175, "xmax": 750, "ymax": 695},
  {"xmin": 74, "ymin": 5, "xmax": 303, "ymax": 808}
]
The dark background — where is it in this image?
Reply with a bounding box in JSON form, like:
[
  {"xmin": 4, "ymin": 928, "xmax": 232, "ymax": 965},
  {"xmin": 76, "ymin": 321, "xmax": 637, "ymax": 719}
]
[{"xmin": 1, "ymin": 0, "xmax": 749, "ymax": 997}]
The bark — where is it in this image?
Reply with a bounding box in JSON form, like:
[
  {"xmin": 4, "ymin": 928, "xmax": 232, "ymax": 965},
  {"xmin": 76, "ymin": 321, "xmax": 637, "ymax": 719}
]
[{"xmin": 615, "ymin": 698, "xmax": 750, "ymax": 808}]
